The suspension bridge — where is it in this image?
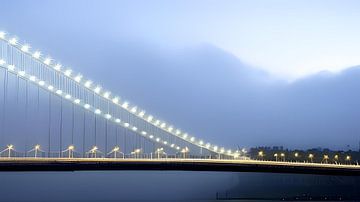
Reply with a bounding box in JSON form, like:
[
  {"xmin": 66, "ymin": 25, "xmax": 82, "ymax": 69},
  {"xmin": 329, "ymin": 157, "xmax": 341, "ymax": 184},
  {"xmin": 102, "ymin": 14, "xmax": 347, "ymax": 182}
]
[{"xmin": 0, "ymin": 30, "xmax": 359, "ymax": 175}]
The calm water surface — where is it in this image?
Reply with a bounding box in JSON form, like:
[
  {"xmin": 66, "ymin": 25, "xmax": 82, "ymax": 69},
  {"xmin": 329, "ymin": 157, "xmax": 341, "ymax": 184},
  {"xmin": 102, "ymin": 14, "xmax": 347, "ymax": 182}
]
[{"xmin": 0, "ymin": 171, "xmax": 358, "ymax": 201}]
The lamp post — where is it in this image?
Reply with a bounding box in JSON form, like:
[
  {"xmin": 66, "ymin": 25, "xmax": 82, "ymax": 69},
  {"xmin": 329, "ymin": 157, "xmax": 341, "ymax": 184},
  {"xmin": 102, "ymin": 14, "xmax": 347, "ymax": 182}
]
[
  {"xmin": 280, "ymin": 153, "xmax": 285, "ymax": 161},
  {"xmin": 323, "ymin": 155, "xmax": 329, "ymax": 164},
  {"xmin": 27, "ymin": 144, "xmax": 42, "ymax": 158},
  {"xmin": 7, "ymin": 144, "xmax": 14, "ymax": 158},
  {"xmin": 258, "ymin": 151, "xmax": 264, "ymax": 160},
  {"xmin": 308, "ymin": 154, "xmax": 314, "ymax": 163},
  {"xmin": 274, "ymin": 153, "xmax": 278, "ymax": 161},
  {"xmin": 108, "ymin": 146, "xmax": 123, "ymax": 159},
  {"xmin": 131, "ymin": 149, "xmax": 141, "ymax": 158},
  {"xmin": 294, "ymin": 152, "xmax": 299, "ymax": 162},
  {"xmin": 346, "ymin": 155, "xmax": 351, "ymax": 164},
  {"xmin": 68, "ymin": 145, "xmax": 75, "ymax": 158},
  {"xmin": 155, "ymin": 148, "xmax": 164, "ymax": 159},
  {"xmin": 334, "ymin": 154, "xmax": 339, "ymax": 164},
  {"xmin": 34, "ymin": 145, "xmax": 40, "ymax": 158},
  {"xmin": 89, "ymin": 146, "xmax": 98, "ymax": 158},
  {"xmin": 181, "ymin": 147, "xmax": 189, "ymax": 159}
]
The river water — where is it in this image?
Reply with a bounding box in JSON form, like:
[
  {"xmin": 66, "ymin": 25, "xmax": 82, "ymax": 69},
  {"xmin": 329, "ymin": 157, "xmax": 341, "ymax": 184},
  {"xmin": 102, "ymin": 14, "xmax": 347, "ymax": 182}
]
[{"xmin": 0, "ymin": 171, "xmax": 359, "ymax": 201}]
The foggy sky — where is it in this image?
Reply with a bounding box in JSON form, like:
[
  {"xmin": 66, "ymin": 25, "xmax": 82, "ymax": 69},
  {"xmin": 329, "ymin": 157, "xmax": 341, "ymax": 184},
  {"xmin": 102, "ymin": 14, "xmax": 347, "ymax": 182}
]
[{"xmin": 1, "ymin": 0, "xmax": 360, "ymax": 150}]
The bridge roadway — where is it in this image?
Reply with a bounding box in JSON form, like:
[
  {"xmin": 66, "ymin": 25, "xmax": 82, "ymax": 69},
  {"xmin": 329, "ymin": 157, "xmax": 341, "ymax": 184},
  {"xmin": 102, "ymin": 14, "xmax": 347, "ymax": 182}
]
[{"xmin": 0, "ymin": 158, "xmax": 359, "ymax": 176}]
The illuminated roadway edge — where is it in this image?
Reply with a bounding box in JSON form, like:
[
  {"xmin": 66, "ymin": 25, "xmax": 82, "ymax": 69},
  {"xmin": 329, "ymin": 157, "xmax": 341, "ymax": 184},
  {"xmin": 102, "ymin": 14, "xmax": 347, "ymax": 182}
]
[{"xmin": 0, "ymin": 158, "xmax": 359, "ymax": 176}]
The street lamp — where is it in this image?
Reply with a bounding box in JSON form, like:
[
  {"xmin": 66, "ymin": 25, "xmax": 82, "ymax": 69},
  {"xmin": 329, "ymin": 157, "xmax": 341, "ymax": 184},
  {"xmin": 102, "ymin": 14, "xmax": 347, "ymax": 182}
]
[
  {"xmin": 62, "ymin": 145, "xmax": 75, "ymax": 158},
  {"xmin": 323, "ymin": 155, "xmax": 329, "ymax": 164},
  {"xmin": 280, "ymin": 153, "xmax": 285, "ymax": 161},
  {"xmin": 107, "ymin": 146, "xmax": 124, "ymax": 159},
  {"xmin": 308, "ymin": 154, "xmax": 314, "ymax": 163},
  {"xmin": 131, "ymin": 149, "xmax": 141, "ymax": 158},
  {"xmin": 346, "ymin": 155, "xmax": 351, "ymax": 164},
  {"xmin": 258, "ymin": 151, "xmax": 264, "ymax": 160},
  {"xmin": 294, "ymin": 152, "xmax": 299, "ymax": 162},
  {"xmin": 155, "ymin": 148, "xmax": 164, "ymax": 159},
  {"xmin": 6, "ymin": 144, "xmax": 14, "ymax": 158},
  {"xmin": 181, "ymin": 147, "xmax": 189, "ymax": 159},
  {"xmin": 28, "ymin": 144, "xmax": 42, "ymax": 158},
  {"xmin": 88, "ymin": 146, "xmax": 99, "ymax": 158},
  {"xmin": 68, "ymin": 145, "xmax": 75, "ymax": 158},
  {"xmin": 334, "ymin": 154, "xmax": 339, "ymax": 163},
  {"xmin": 274, "ymin": 153, "xmax": 278, "ymax": 161}
]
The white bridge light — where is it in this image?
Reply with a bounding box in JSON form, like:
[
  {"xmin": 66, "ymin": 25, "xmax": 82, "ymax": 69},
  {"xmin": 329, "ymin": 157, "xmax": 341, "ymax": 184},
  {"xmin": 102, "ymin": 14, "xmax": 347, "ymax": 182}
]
[
  {"xmin": 103, "ymin": 91, "xmax": 110, "ymax": 99},
  {"xmin": 0, "ymin": 31, "xmax": 5, "ymax": 39},
  {"xmin": 95, "ymin": 109, "xmax": 101, "ymax": 114},
  {"xmin": 32, "ymin": 51, "xmax": 41, "ymax": 59},
  {"xmin": 112, "ymin": 97, "xmax": 119, "ymax": 104},
  {"xmin": 160, "ymin": 123, "xmax": 166, "ymax": 128},
  {"xmin": 44, "ymin": 57, "xmax": 52, "ymax": 65},
  {"xmin": 18, "ymin": 70, "xmax": 26, "ymax": 76},
  {"xmin": 9, "ymin": 37, "xmax": 17, "ymax": 45},
  {"xmin": 131, "ymin": 106, "xmax": 137, "ymax": 113},
  {"xmin": 38, "ymin": 80, "xmax": 45, "ymax": 86},
  {"xmin": 122, "ymin": 102, "xmax": 129, "ymax": 109},
  {"xmin": 213, "ymin": 146, "xmax": 218, "ymax": 152},
  {"xmin": 74, "ymin": 74, "xmax": 82, "ymax": 82},
  {"xmin": 29, "ymin": 76, "xmax": 36, "ymax": 82},
  {"xmin": 94, "ymin": 86, "xmax": 101, "ymax": 94},
  {"xmin": 84, "ymin": 80, "xmax": 92, "ymax": 88},
  {"xmin": 64, "ymin": 69, "xmax": 72, "ymax": 76},
  {"xmin": 139, "ymin": 111, "xmax": 145, "ymax": 117},
  {"xmin": 147, "ymin": 115, "xmax": 153, "ymax": 122},
  {"xmin": 7, "ymin": 65, "xmax": 15, "ymax": 71},
  {"xmin": 21, "ymin": 44, "xmax": 30, "ymax": 52},
  {"xmin": 56, "ymin": 90, "xmax": 63, "ymax": 95}
]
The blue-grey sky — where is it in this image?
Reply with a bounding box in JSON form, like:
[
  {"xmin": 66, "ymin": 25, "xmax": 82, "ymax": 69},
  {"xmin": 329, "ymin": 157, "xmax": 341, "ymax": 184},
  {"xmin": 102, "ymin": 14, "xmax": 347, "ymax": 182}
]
[
  {"xmin": 1, "ymin": 0, "xmax": 360, "ymax": 150},
  {"xmin": 3, "ymin": 0, "xmax": 360, "ymax": 79}
]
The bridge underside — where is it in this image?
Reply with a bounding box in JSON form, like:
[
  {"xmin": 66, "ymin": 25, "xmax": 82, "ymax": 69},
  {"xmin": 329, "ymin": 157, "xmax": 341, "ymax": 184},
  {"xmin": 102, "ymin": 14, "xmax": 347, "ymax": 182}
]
[{"xmin": 0, "ymin": 158, "xmax": 359, "ymax": 176}]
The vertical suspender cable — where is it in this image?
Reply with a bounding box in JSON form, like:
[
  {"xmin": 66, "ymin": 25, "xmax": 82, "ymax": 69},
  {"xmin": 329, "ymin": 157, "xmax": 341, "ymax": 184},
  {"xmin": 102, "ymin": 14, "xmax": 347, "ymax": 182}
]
[
  {"xmin": 94, "ymin": 115, "xmax": 97, "ymax": 147},
  {"xmin": 59, "ymin": 98, "xmax": 63, "ymax": 157},
  {"xmin": 24, "ymin": 79, "xmax": 28, "ymax": 157},
  {"xmin": 82, "ymin": 110, "xmax": 86, "ymax": 157},
  {"xmin": 48, "ymin": 93, "xmax": 51, "ymax": 157},
  {"xmin": 116, "ymin": 127, "xmax": 118, "ymax": 147},
  {"xmin": 0, "ymin": 69, "xmax": 7, "ymax": 147},
  {"xmin": 105, "ymin": 120, "xmax": 108, "ymax": 155},
  {"xmin": 71, "ymin": 103, "xmax": 74, "ymax": 145}
]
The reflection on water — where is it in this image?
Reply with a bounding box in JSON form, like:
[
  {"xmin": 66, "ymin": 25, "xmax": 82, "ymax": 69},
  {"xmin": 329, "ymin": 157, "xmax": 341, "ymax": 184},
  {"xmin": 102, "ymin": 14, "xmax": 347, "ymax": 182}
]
[{"xmin": 0, "ymin": 171, "xmax": 359, "ymax": 201}]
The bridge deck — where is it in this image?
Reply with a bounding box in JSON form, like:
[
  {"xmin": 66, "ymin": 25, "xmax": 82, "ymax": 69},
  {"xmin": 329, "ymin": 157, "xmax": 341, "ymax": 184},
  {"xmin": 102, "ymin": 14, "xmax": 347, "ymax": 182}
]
[{"xmin": 0, "ymin": 158, "xmax": 359, "ymax": 176}]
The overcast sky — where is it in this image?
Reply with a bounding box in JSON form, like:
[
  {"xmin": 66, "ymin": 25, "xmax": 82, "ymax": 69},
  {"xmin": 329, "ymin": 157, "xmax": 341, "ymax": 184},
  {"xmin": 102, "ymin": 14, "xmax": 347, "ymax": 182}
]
[
  {"xmin": 2, "ymin": 0, "xmax": 360, "ymax": 80},
  {"xmin": 1, "ymin": 0, "xmax": 360, "ymax": 150}
]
